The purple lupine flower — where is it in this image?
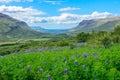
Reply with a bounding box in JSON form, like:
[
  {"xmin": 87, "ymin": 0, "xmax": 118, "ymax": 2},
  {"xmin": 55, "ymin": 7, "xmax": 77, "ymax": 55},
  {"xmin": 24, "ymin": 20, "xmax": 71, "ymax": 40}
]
[
  {"xmin": 18, "ymin": 64, "xmax": 21, "ymax": 68},
  {"xmin": 46, "ymin": 75, "xmax": 50, "ymax": 80},
  {"xmin": 77, "ymin": 55, "xmax": 81, "ymax": 58},
  {"xmin": 26, "ymin": 49, "xmax": 34, "ymax": 53},
  {"xmin": 77, "ymin": 42, "xmax": 85, "ymax": 46},
  {"xmin": 39, "ymin": 48, "xmax": 44, "ymax": 52},
  {"xmin": 92, "ymin": 53, "xmax": 96, "ymax": 56},
  {"xmin": 27, "ymin": 65, "xmax": 31, "ymax": 71},
  {"xmin": 63, "ymin": 68, "xmax": 68, "ymax": 74},
  {"xmin": 74, "ymin": 60, "xmax": 78, "ymax": 66},
  {"xmin": 39, "ymin": 68, "xmax": 43, "ymax": 73},
  {"xmin": 105, "ymin": 59, "xmax": 111, "ymax": 63},
  {"xmin": 82, "ymin": 65, "xmax": 86, "ymax": 69},
  {"xmin": 84, "ymin": 53, "xmax": 88, "ymax": 58},
  {"xmin": 95, "ymin": 56, "xmax": 99, "ymax": 60},
  {"xmin": 63, "ymin": 57, "xmax": 66, "ymax": 62},
  {"xmin": 20, "ymin": 60, "xmax": 24, "ymax": 63}
]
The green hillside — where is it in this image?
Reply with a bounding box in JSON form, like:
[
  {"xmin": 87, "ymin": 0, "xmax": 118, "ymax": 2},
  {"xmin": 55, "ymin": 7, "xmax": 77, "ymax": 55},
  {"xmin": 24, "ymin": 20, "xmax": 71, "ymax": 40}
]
[
  {"xmin": 70, "ymin": 17, "xmax": 120, "ymax": 34},
  {"xmin": 0, "ymin": 13, "xmax": 48, "ymax": 42}
]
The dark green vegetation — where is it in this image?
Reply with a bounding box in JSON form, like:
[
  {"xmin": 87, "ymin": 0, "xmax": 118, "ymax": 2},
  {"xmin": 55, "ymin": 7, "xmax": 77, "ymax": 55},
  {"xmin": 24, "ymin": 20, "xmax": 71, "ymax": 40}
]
[
  {"xmin": 76, "ymin": 25, "xmax": 120, "ymax": 48},
  {"xmin": 0, "ymin": 25, "xmax": 120, "ymax": 56},
  {"xmin": 0, "ymin": 34, "xmax": 71, "ymax": 56}
]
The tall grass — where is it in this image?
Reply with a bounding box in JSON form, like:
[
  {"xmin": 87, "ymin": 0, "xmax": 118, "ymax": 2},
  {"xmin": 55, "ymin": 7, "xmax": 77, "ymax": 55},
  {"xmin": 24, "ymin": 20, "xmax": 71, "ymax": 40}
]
[{"xmin": 0, "ymin": 44, "xmax": 120, "ymax": 80}]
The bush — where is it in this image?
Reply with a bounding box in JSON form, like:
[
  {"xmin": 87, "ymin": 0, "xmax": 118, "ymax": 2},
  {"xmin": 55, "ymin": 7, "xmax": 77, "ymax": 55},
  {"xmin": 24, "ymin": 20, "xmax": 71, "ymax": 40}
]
[
  {"xmin": 112, "ymin": 36, "xmax": 120, "ymax": 44},
  {"xmin": 113, "ymin": 25, "xmax": 120, "ymax": 35},
  {"xmin": 101, "ymin": 36, "xmax": 112, "ymax": 48},
  {"xmin": 69, "ymin": 44, "xmax": 76, "ymax": 49},
  {"xmin": 57, "ymin": 40, "xmax": 69, "ymax": 47},
  {"xmin": 76, "ymin": 32, "xmax": 90, "ymax": 42}
]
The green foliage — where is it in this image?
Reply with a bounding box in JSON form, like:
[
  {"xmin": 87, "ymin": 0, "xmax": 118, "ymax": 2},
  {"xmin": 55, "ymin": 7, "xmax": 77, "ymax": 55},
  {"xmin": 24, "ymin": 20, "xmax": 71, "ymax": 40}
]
[
  {"xmin": 57, "ymin": 40, "xmax": 69, "ymax": 47},
  {"xmin": 101, "ymin": 36, "xmax": 112, "ymax": 48},
  {"xmin": 69, "ymin": 44, "xmax": 76, "ymax": 49},
  {"xmin": 113, "ymin": 25, "xmax": 120, "ymax": 35},
  {"xmin": 76, "ymin": 32, "xmax": 90, "ymax": 42},
  {"xmin": 112, "ymin": 36, "xmax": 120, "ymax": 44},
  {"xmin": 0, "ymin": 44, "xmax": 120, "ymax": 79}
]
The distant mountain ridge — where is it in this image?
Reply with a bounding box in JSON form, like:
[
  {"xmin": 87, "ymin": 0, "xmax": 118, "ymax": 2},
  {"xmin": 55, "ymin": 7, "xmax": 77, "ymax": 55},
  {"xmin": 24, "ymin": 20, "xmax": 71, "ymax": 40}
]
[
  {"xmin": 32, "ymin": 17, "xmax": 120, "ymax": 35},
  {"xmin": 0, "ymin": 13, "xmax": 47, "ymax": 42},
  {"xmin": 70, "ymin": 17, "xmax": 120, "ymax": 34},
  {"xmin": 31, "ymin": 26, "xmax": 69, "ymax": 34}
]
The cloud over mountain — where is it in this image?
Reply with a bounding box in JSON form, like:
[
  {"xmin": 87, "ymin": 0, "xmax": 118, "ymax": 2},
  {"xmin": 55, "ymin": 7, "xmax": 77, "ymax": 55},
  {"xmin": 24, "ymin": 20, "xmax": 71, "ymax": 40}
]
[
  {"xmin": 0, "ymin": 5, "xmax": 45, "ymax": 24},
  {"xmin": 0, "ymin": 5, "xmax": 113, "ymax": 26},
  {"xmin": 38, "ymin": 12, "xmax": 112, "ymax": 24}
]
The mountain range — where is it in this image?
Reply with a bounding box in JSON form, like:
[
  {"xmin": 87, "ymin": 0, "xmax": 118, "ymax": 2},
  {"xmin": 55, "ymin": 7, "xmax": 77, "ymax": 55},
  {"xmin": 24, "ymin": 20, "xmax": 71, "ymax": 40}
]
[
  {"xmin": 0, "ymin": 13, "xmax": 120, "ymax": 42},
  {"xmin": 0, "ymin": 13, "xmax": 48, "ymax": 42},
  {"xmin": 32, "ymin": 17, "xmax": 120, "ymax": 34},
  {"xmin": 31, "ymin": 26, "xmax": 69, "ymax": 34},
  {"xmin": 70, "ymin": 17, "xmax": 120, "ymax": 34}
]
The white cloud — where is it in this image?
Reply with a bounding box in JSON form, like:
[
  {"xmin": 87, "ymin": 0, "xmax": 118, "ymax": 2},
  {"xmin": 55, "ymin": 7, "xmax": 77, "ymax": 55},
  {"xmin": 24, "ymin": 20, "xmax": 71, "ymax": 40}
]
[
  {"xmin": 0, "ymin": 0, "xmax": 33, "ymax": 3},
  {"xmin": 59, "ymin": 7, "xmax": 80, "ymax": 12},
  {"xmin": 0, "ymin": 5, "xmax": 113, "ymax": 26},
  {"xmin": 36, "ymin": 12, "xmax": 112, "ymax": 24},
  {"xmin": 0, "ymin": 5, "xmax": 45, "ymax": 24},
  {"xmin": 44, "ymin": 0, "xmax": 67, "ymax": 4}
]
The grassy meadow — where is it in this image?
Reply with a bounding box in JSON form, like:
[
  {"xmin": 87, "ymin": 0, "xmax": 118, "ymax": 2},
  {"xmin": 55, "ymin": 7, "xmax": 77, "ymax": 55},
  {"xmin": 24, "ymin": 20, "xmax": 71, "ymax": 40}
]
[
  {"xmin": 0, "ymin": 44, "xmax": 120, "ymax": 80},
  {"xmin": 0, "ymin": 25, "xmax": 120, "ymax": 80}
]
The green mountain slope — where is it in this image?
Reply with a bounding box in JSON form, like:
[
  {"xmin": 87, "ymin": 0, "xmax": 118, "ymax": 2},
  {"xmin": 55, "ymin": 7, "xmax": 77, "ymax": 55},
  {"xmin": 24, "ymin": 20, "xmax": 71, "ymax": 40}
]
[
  {"xmin": 0, "ymin": 13, "xmax": 48, "ymax": 42},
  {"xmin": 70, "ymin": 17, "xmax": 120, "ymax": 34}
]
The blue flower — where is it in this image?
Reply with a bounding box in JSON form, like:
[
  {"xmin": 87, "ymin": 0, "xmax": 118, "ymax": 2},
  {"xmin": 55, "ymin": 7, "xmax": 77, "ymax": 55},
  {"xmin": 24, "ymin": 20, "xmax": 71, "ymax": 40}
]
[
  {"xmin": 92, "ymin": 53, "xmax": 96, "ymax": 56},
  {"xmin": 74, "ymin": 60, "xmax": 78, "ymax": 66},
  {"xmin": 82, "ymin": 65, "xmax": 86, "ymax": 69},
  {"xmin": 27, "ymin": 65, "xmax": 31, "ymax": 71},
  {"xmin": 18, "ymin": 64, "xmax": 21, "ymax": 68},
  {"xmin": 19, "ymin": 60, "xmax": 24, "ymax": 63},
  {"xmin": 77, "ymin": 55, "xmax": 81, "ymax": 58},
  {"xmin": 63, "ymin": 68, "xmax": 68, "ymax": 74},
  {"xmin": 84, "ymin": 53, "xmax": 87, "ymax": 58},
  {"xmin": 95, "ymin": 56, "xmax": 99, "ymax": 60},
  {"xmin": 63, "ymin": 57, "xmax": 66, "ymax": 62},
  {"xmin": 39, "ymin": 48, "xmax": 44, "ymax": 52},
  {"xmin": 46, "ymin": 75, "xmax": 50, "ymax": 80},
  {"xmin": 39, "ymin": 68, "xmax": 43, "ymax": 73},
  {"xmin": 105, "ymin": 59, "xmax": 111, "ymax": 63}
]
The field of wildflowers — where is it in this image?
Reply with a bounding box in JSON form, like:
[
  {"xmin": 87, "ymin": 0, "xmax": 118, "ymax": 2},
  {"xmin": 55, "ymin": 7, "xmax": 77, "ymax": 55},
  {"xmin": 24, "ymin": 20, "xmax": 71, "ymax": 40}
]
[{"xmin": 0, "ymin": 44, "xmax": 120, "ymax": 80}]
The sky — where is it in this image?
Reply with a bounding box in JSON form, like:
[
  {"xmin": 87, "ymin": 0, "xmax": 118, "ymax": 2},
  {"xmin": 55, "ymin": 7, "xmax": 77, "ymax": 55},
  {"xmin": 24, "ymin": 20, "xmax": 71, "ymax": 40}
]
[{"xmin": 0, "ymin": 0, "xmax": 120, "ymax": 29}]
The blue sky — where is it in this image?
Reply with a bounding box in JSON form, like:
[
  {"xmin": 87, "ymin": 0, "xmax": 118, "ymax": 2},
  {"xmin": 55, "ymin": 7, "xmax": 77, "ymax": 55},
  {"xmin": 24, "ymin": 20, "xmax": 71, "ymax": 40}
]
[{"xmin": 0, "ymin": 0, "xmax": 119, "ymax": 29}]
